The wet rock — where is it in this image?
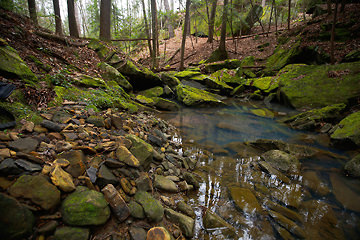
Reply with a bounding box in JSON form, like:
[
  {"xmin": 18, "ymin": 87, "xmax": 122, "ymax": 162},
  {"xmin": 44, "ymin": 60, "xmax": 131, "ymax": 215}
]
[
  {"xmin": 147, "ymin": 227, "xmax": 171, "ymax": 240},
  {"xmin": 164, "ymin": 208, "xmax": 195, "ymax": 237},
  {"xmin": 9, "ymin": 175, "xmax": 60, "ymax": 210},
  {"xmin": 86, "ymin": 115, "xmax": 105, "ymax": 128},
  {"xmin": 126, "ymin": 134, "xmax": 153, "ymax": 169},
  {"xmin": 177, "ymin": 201, "xmax": 196, "ymax": 218},
  {"xmin": 129, "ymin": 226, "xmax": 147, "ymax": 240},
  {"xmin": 129, "ymin": 200, "xmax": 145, "ymax": 219},
  {"xmin": 203, "ymin": 209, "xmax": 235, "ymax": 231},
  {"xmin": 229, "ymin": 186, "xmax": 263, "ymax": 215},
  {"xmin": 153, "ymin": 97, "xmax": 180, "ymax": 111},
  {"xmin": 58, "ymin": 150, "xmax": 86, "ymax": 178},
  {"xmin": 302, "ymin": 171, "xmax": 330, "ymax": 196},
  {"xmin": 261, "ymin": 150, "xmax": 299, "ymax": 173},
  {"xmin": 269, "ymin": 210, "xmax": 305, "ymax": 238},
  {"xmin": 53, "ymin": 226, "xmax": 90, "ymax": 240},
  {"xmin": 96, "ymin": 164, "xmax": 119, "ymax": 188},
  {"xmin": 330, "ymin": 173, "xmax": 360, "ymax": 212},
  {"xmin": 115, "ymin": 145, "xmax": 140, "ymax": 167},
  {"xmin": 183, "ymin": 172, "xmax": 200, "ymax": 189},
  {"xmin": 344, "ymin": 154, "xmax": 360, "ymax": 177},
  {"xmin": 0, "ymin": 193, "xmax": 35, "ymax": 239},
  {"xmin": 50, "ymin": 165, "xmax": 76, "ymax": 192},
  {"xmin": 102, "ymin": 184, "xmax": 130, "ymax": 222},
  {"xmin": 15, "ymin": 159, "xmax": 42, "ymax": 172},
  {"xmin": 154, "ymin": 174, "xmax": 178, "ymax": 192},
  {"xmin": 258, "ymin": 161, "xmax": 291, "ymax": 184},
  {"xmin": 331, "ymin": 111, "xmax": 360, "ymax": 148},
  {"xmin": 134, "ymin": 191, "xmax": 164, "ymax": 222},
  {"xmin": 266, "ymin": 200, "xmax": 302, "ymax": 223},
  {"xmin": 61, "ymin": 186, "xmax": 110, "ymax": 226},
  {"xmin": 8, "ymin": 137, "xmax": 39, "ymax": 153},
  {"xmin": 135, "ymin": 173, "xmax": 153, "ymax": 192},
  {"xmin": 0, "ymin": 158, "xmax": 23, "ymax": 175},
  {"xmin": 41, "ymin": 120, "xmax": 63, "ymax": 132}
]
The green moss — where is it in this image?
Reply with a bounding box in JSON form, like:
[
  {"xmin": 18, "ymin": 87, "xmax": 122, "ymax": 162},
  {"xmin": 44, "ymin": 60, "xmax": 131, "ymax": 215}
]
[
  {"xmin": 176, "ymin": 84, "xmax": 224, "ymax": 106},
  {"xmin": 73, "ymin": 75, "xmax": 105, "ymax": 88},
  {"xmin": 135, "ymin": 95, "xmax": 155, "ymax": 105},
  {"xmin": 210, "ymin": 69, "xmax": 244, "ymax": 86},
  {"xmin": 138, "ymin": 86, "xmax": 163, "ymax": 98},
  {"xmin": 206, "ymin": 48, "xmax": 228, "ymax": 64},
  {"xmin": 175, "ymin": 70, "xmax": 202, "ymax": 79},
  {"xmin": 98, "ymin": 62, "xmax": 132, "ymax": 91},
  {"xmin": 26, "ymin": 55, "xmax": 52, "ymax": 72},
  {"xmin": 204, "ymin": 59, "xmax": 242, "ymax": 73},
  {"xmin": 331, "ymin": 111, "xmax": 360, "ymax": 147},
  {"xmin": 249, "ymin": 76, "xmax": 278, "ymax": 93}
]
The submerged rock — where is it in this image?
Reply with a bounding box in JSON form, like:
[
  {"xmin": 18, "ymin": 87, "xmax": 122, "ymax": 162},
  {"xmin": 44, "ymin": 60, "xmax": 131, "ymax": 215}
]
[
  {"xmin": 261, "ymin": 150, "xmax": 300, "ymax": 173},
  {"xmin": 61, "ymin": 186, "xmax": 110, "ymax": 226},
  {"xmin": 330, "ymin": 173, "xmax": 360, "ymax": 212},
  {"xmin": 331, "ymin": 111, "xmax": 360, "ymax": 148},
  {"xmin": 269, "ymin": 210, "xmax": 306, "ymax": 239},
  {"xmin": 229, "ymin": 186, "xmax": 263, "ymax": 215},
  {"xmin": 203, "ymin": 209, "xmax": 234, "ymax": 230}
]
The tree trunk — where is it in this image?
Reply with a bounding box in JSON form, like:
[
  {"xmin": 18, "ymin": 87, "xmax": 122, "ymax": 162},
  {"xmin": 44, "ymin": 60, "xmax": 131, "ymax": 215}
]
[
  {"xmin": 151, "ymin": 0, "xmax": 159, "ymax": 69},
  {"xmin": 218, "ymin": 0, "xmax": 228, "ymax": 54},
  {"xmin": 27, "ymin": 0, "xmax": 38, "ymax": 25},
  {"xmin": 330, "ymin": 1, "xmax": 338, "ymax": 64},
  {"xmin": 207, "ymin": 0, "xmax": 217, "ymax": 43},
  {"xmin": 67, "ymin": 0, "xmax": 80, "ymax": 37},
  {"xmin": 327, "ymin": 0, "xmax": 332, "ymax": 15},
  {"xmin": 99, "ymin": 0, "xmax": 111, "ymax": 41},
  {"xmin": 287, "ymin": 0, "xmax": 291, "ymax": 30},
  {"xmin": 141, "ymin": 0, "xmax": 153, "ymax": 58},
  {"xmin": 268, "ymin": 0, "xmax": 274, "ymax": 33},
  {"xmin": 340, "ymin": 0, "xmax": 346, "ymax": 13},
  {"xmin": 180, "ymin": 0, "xmax": 191, "ymax": 70},
  {"xmin": 164, "ymin": 0, "xmax": 174, "ymax": 38},
  {"xmin": 53, "ymin": 0, "xmax": 63, "ymax": 35}
]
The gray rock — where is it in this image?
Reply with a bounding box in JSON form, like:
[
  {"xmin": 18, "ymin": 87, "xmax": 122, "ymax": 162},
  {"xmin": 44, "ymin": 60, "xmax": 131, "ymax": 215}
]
[
  {"xmin": 135, "ymin": 173, "xmax": 153, "ymax": 192},
  {"xmin": 134, "ymin": 191, "xmax": 164, "ymax": 222},
  {"xmin": 148, "ymin": 134, "xmax": 163, "ymax": 147},
  {"xmin": 8, "ymin": 137, "xmax": 39, "ymax": 153},
  {"xmin": 0, "ymin": 193, "xmax": 35, "ymax": 239},
  {"xmin": 53, "ymin": 226, "xmax": 90, "ymax": 240},
  {"xmin": 164, "ymin": 208, "xmax": 194, "ymax": 237},
  {"xmin": 154, "ymin": 174, "xmax": 178, "ymax": 192},
  {"xmin": 86, "ymin": 115, "xmax": 105, "ymax": 127},
  {"xmin": 129, "ymin": 227, "xmax": 147, "ymax": 240},
  {"xmin": 15, "ymin": 159, "xmax": 42, "ymax": 172},
  {"xmin": 41, "ymin": 120, "xmax": 63, "ymax": 132},
  {"xmin": 344, "ymin": 154, "xmax": 360, "ymax": 177},
  {"xmin": 0, "ymin": 158, "xmax": 23, "ymax": 175},
  {"xmin": 37, "ymin": 220, "xmax": 58, "ymax": 235},
  {"xmin": 61, "ymin": 186, "xmax": 110, "ymax": 226},
  {"xmin": 126, "ymin": 134, "xmax": 154, "ymax": 170},
  {"xmin": 96, "ymin": 164, "xmax": 119, "ymax": 188},
  {"xmin": 9, "ymin": 175, "xmax": 60, "ymax": 210}
]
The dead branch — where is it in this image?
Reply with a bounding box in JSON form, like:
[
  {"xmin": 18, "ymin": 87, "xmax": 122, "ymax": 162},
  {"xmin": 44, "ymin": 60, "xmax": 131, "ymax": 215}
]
[
  {"xmin": 162, "ymin": 48, "xmax": 180, "ymax": 66},
  {"xmin": 35, "ymin": 31, "xmax": 88, "ymax": 47},
  {"xmin": 226, "ymin": 29, "xmax": 285, "ymax": 41}
]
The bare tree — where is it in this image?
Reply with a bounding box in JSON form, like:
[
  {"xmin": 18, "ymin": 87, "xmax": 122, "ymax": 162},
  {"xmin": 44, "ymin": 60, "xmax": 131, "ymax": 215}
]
[
  {"xmin": 67, "ymin": 0, "xmax": 80, "ymax": 37},
  {"xmin": 207, "ymin": 0, "xmax": 217, "ymax": 43},
  {"xmin": 180, "ymin": 0, "xmax": 191, "ymax": 70},
  {"xmin": 164, "ymin": 0, "xmax": 174, "ymax": 38},
  {"xmin": 151, "ymin": 0, "xmax": 159, "ymax": 69},
  {"xmin": 100, "ymin": 0, "xmax": 111, "ymax": 41},
  {"xmin": 141, "ymin": 0, "xmax": 152, "ymax": 58},
  {"xmin": 27, "ymin": 0, "xmax": 38, "ymax": 25},
  {"xmin": 53, "ymin": 0, "xmax": 63, "ymax": 35}
]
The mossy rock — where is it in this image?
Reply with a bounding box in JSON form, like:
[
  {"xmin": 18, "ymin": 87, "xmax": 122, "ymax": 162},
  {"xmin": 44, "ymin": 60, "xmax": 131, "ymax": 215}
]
[
  {"xmin": 176, "ymin": 84, "xmax": 224, "ymax": 107},
  {"xmin": 61, "ymin": 186, "xmax": 110, "ymax": 226},
  {"xmin": 245, "ymin": 76, "xmax": 278, "ymax": 93},
  {"xmin": 283, "ymin": 103, "xmax": 346, "ymax": 130},
  {"xmin": 210, "ymin": 69, "xmax": 244, "ymax": 87},
  {"xmin": 276, "ymin": 62, "xmax": 360, "ymax": 109},
  {"xmin": 72, "ymin": 75, "xmax": 105, "ymax": 88},
  {"xmin": 115, "ymin": 60, "xmax": 162, "ymax": 90},
  {"xmin": 0, "ymin": 39, "xmax": 38, "ymax": 84},
  {"xmin": 206, "ymin": 48, "xmax": 228, "ymax": 63},
  {"xmin": 160, "ymin": 73, "xmax": 181, "ymax": 88},
  {"xmin": 98, "ymin": 62, "xmax": 132, "ymax": 91},
  {"xmin": 319, "ymin": 27, "xmax": 351, "ymax": 42},
  {"xmin": 342, "ymin": 50, "xmax": 360, "ymax": 63},
  {"xmin": 331, "ymin": 111, "xmax": 360, "ymax": 148},
  {"xmin": 53, "ymin": 227, "xmax": 89, "ymax": 240},
  {"xmin": 203, "ymin": 59, "xmax": 241, "ymax": 73},
  {"xmin": 126, "ymin": 134, "xmax": 154, "ymax": 170},
  {"xmin": 136, "ymin": 95, "xmax": 155, "ymax": 105},
  {"xmin": 152, "ymin": 97, "xmax": 180, "ymax": 111},
  {"xmin": 344, "ymin": 154, "xmax": 360, "ymax": 178},
  {"xmin": 87, "ymin": 39, "xmax": 111, "ymax": 59},
  {"xmin": 138, "ymin": 86, "xmax": 164, "ymax": 98},
  {"xmin": 134, "ymin": 191, "xmax": 164, "ymax": 222},
  {"xmin": 202, "ymin": 76, "xmax": 233, "ymax": 94},
  {"xmin": 174, "ymin": 70, "xmax": 202, "ymax": 79}
]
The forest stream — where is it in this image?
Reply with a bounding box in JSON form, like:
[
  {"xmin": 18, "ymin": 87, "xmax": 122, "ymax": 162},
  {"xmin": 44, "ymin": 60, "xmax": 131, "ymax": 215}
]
[{"xmin": 158, "ymin": 99, "xmax": 360, "ymax": 239}]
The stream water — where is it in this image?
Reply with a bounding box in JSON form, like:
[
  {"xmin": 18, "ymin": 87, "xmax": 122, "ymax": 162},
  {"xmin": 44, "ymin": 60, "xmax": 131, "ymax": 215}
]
[{"xmin": 158, "ymin": 99, "xmax": 360, "ymax": 240}]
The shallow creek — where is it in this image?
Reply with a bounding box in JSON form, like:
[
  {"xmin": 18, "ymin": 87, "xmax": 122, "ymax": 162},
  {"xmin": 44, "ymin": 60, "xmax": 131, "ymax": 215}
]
[{"xmin": 158, "ymin": 99, "xmax": 360, "ymax": 240}]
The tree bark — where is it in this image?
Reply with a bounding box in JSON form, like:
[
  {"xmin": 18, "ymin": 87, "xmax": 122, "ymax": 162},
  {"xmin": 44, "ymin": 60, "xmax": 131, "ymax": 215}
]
[
  {"xmin": 67, "ymin": 0, "xmax": 80, "ymax": 37},
  {"xmin": 327, "ymin": 0, "xmax": 332, "ymax": 15},
  {"xmin": 141, "ymin": 0, "xmax": 152, "ymax": 58},
  {"xmin": 207, "ymin": 0, "xmax": 217, "ymax": 43},
  {"xmin": 99, "ymin": 0, "xmax": 111, "ymax": 41},
  {"xmin": 27, "ymin": 0, "xmax": 38, "ymax": 25},
  {"xmin": 180, "ymin": 0, "xmax": 191, "ymax": 70},
  {"xmin": 287, "ymin": 0, "xmax": 291, "ymax": 30},
  {"xmin": 164, "ymin": 0, "xmax": 175, "ymax": 38},
  {"xmin": 151, "ymin": 0, "xmax": 159, "ymax": 69},
  {"xmin": 53, "ymin": 0, "xmax": 63, "ymax": 35},
  {"xmin": 330, "ymin": 1, "xmax": 338, "ymax": 65},
  {"xmin": 218, "ymin": 0, "xmax": 228, "ymax": 53}
]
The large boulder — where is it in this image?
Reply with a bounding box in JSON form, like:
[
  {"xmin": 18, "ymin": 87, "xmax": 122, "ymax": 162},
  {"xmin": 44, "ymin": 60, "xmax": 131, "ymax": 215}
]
[
  {"xmin": 8, "ymin": 175, "xmax": 60, "ymax": 210},
  {"xmin": 176, "ymin": 84, "xmax": 224, "ymax": 107},
  {"xmin": 98, "ymin": 62, "xmax": 133, "ymax": 91},
  {"xmin": 331, "ymin": 111, "xmax": 360, "ymax": 148},
  {"xmin": 61, "ymin": 186, "xmax": 111, "ymax": 226},
  {"xmin": 0, "ymin": 38, "xmax": 38, "ymax": 83},
  {"xmin": 276, "ymin": 62, "xmax": 360, "ymax": 109},
  {"xmin": 0, "ymin": 193, "xmax": 35, "ymax": 239},
  {"xmin": 134, "ymin": 191, "xmax": 164, "ymax": 222}
]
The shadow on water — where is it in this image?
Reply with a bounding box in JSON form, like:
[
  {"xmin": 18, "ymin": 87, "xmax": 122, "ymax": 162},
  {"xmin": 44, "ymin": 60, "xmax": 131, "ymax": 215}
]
[{"xmin": 158, "ymin": 99, "xmax": 360, "ymax": 240}]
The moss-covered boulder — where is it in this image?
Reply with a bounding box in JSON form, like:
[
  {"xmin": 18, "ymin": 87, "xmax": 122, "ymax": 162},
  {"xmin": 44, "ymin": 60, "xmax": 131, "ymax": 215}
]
[
  {"xmin": 344, "ymin": 154, "xmax": 360, "ymax": 177},
  {"xmin": 138, "ymin": 86, "xmax": 164, "ymax": 98},
  {"xmin": 176, "ymin": 84, "xmax": 224, "ymax": 107},
  {"xmin": 174, "ymin": 70, "xmax": 202, "ymax": 79},
  {"xmin": 331, "ymin": 111, "xmax": 360, "ymax": 148},
  {"xmin": 160, "ymin": 73, "xmax": 181, "ymax": 88},
  {"xmin": 87, "ymin": 39, "xmax": 111, "ymax": 59},
  {"xmin": 0, "ymin": 38, "xmax": 38, "ymax": 84},
  {"xmin": 342, "ymin": 50, "xmax": 360, "ymax": 63},
  {"xmin": 61, "ymin": 186, "xmax": 110, "ymax": 226},
  {"xmin": 152, "ymin": 97, "xmax": 180, "ymax": 111},
  {"xmin": 135, "ymin": 95, "xmax": 155, "ymax": 105},
  {"xmin": 72, "ymin": 75, "xmax": 105, "ymax": 88},
  {"xmin": 134, "ymin": 191, "xmax": 164, "ymax": 222},
  {"xmin": 276, "ymin": 62, "xmax": 360, "ymax": 109},
  {"xmin": 210, "ymin": 69, "xmax": 244, "ymax": 87},
  {"xmin": 114, "ymin": 60, "xmax": 162, "ymax": 90},
  {"xmin": 203, "ymin": 59, "xmax": 242, "ymax": 73},
  {"xmin": 248, "ymin": 76, "xmax": 278, "ymax": 93},
  {"xmin": 283, "ymin": 103, "xmax": 347, "ymax": 130},
  {"xmin": 98, "ymin": 62, "xmax": 133, "ymax": 91},
  {"xmin": 206, "ymin": 48, "xmax": 228, "ymax": 63}
]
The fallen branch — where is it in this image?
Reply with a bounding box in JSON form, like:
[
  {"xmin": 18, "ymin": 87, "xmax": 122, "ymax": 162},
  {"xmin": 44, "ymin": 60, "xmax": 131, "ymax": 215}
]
[
  {"xmin": 35, "ymin": 31, "xmax": 88, "ymax": 47},
  {"xmin": 162, "ymin": 48, "xmax": 180, "ymax": 66},
  {"xmin": 226, "ymin": 29, "xmax": 285, "ymax": 41},
  {"xmin": 169, "ymin": 52, "xmax": 197, "ymax": 67}
]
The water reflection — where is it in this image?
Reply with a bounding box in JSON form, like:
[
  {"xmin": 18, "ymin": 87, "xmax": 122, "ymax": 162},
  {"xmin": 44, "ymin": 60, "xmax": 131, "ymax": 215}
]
[{"xmin": 158, "ymin": 100, "xmax": 360, "ymax": 239}]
